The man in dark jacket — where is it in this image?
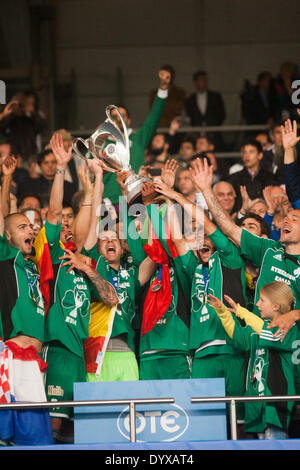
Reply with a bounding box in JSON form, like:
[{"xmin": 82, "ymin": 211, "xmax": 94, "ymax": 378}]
[{"xmin": 227, "ymin": 139, "xmax": 277, "ymax": 211}]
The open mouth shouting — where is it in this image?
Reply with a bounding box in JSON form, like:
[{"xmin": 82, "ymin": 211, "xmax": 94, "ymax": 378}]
[{"xmin": 24, "ymin": 236, "xmax": 34, "ymax": 254}]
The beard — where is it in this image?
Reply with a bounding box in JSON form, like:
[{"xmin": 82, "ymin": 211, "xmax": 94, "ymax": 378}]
[{"xmin": 149, "ymin": 146, "xmax": 165, "ymax": 157}]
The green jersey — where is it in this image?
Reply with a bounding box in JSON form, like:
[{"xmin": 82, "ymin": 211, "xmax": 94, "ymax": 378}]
[
  {"xmin": 240, "ymin": 229, "xmax": 300, "ymax": 315},
  {"xmin": 139, "ymin": 259, "xmax": 191, "ymax": 356},
  {"xmin": 44, "ymin": 221, "xmax": 91, "ymax": 358},
  {"xmin": 136, "ymin": 204, "xmax": 191, "ymax": 357},
  {"xmin": 231, "ymin": 319, "xmax": 298, "ymax": 433},
  {"xmin": 0, "ymin": 234, "xmax": 45, "ymax": 342},
  {"xmin": 90, "ymin": 252, "xmax": 139, "ymax": 353},
  {"xmin": 181, "ymin": 228, "xmax": 247, "ymax": 356}
]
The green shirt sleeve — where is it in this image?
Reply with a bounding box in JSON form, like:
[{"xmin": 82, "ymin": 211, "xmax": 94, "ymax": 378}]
[
  {"xmin": 240, "ymin": 228, "xmax": 277, "ymax": 267},
  {"xmin": 209, "ymin": 227, "xmax": 244, "ymax": 268},
  {"xmin": 0, "ymin": 233, "xmax": 19, "ymax": 260},
  {"xmin": 259, "ymin": 322, "xmax": 298, "ymax": 351},
  {"xmin": 131, "ymin": 94, "xmax": 167, "ymax": 166},
  {"xmin": 179, "ymin": 249, "xmax": 199, "ymax": 284}
]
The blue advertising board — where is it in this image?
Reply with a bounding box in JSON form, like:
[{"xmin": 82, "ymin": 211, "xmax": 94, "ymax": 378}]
[{"xmin": 73, "ymin": 378, "xmax": 227, "ymax": 444}]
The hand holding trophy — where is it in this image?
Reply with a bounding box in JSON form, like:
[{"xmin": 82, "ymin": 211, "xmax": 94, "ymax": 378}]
[{"xmin": 72, "ymin": 105, "xmax": 148, "ymax": 204}]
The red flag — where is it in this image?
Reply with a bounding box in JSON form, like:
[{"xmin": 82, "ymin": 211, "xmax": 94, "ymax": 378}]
[
  {"xmin": 34, "ymin": 227, "xmax": 53, "ymax": 317},
  {"xmin": 142, "ymin": 238, "xmax": 173, "ymax": 336}
]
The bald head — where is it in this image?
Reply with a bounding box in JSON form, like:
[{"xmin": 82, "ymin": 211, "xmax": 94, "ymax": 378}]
[
  {"xmin": 4, "ymin": 213, "xmax": 35, "ymax": 256},
  {"xmin": 213, "ymin": 181, "xmax": 236, "ymax": 213}
]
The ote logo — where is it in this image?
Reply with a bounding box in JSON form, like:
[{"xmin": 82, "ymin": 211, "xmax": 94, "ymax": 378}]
[
  {"xmin": 0, "ymin": 80, "xmax": 6, "ymax": 104},
  {"xmin": 117, "ymin": 403, "xmax": 189, "ymax": 442}
]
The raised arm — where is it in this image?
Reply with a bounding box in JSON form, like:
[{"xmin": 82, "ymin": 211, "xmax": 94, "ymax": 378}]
[
  {"xmin": 1, "ymin": 155, "xmax": 17, "ymax": 218},
  {"xmin": 84, "ymin": 162, "xmax": 104, "ymax": 251},
  {"xmin": 60, "ymin": 248, "xmax": 118, "ymax": 306},
  {"xmin": 47, "ymin": 132, "xmax": 73, "ymax": 225},
  {"xmin": 281, "ymin": 119, "xmax": 300, "ymax": 206},
  {"xmin": 190, "ymin": 158, "xmax": 243, "ymax": 246},
  {"xmin": 73, "ymin": 160, "xmax": 104, "ymax": 251}
]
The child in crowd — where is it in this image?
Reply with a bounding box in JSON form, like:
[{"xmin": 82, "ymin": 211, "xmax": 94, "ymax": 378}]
[{"xmin": 208, "ymin": 281, "xmax": 298, "ymax": 440}]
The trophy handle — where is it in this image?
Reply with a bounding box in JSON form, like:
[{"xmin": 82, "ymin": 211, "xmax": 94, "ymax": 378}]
[
  {"xmin": 72, "ymin": 137, "xmax": 93, "ymax": 161},
  {"xmin": 106, "ymin": 105, "xmax": 130, "ymax": 155}
]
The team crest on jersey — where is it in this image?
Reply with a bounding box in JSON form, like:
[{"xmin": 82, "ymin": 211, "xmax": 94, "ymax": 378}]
[{"xmin": 62, "ymin": 286, "xmax": 90, "ymax": 325}]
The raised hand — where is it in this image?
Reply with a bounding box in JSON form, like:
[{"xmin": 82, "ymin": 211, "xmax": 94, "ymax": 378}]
[
  {"xmin": 240, "ymin": 185, "xmax": 261, "ymax": 215},
  {"xmin": 141, "ymin": 180, "xmax": 157, "ymax": 206},
  {"xmin": 223, "ymin": 294, "xmax": 238, "ymax": 314},
  {"xmin": 78, "ymin": 164, "xmax": 93, "ymax": 196},
  {"xmin": 207, "ymin": 294, "xmax": 223, "ymax": 309},
  {"xmin": 281, "ymin": 119, "xmax": 300, "ymax": 150},
  {"xmin": 190, "ymin": 157, "xmax": 214, "ymax": 192},
  {"xmin": 116, "ymin": 170, "xmax": 130, "ymax": 194},
  {"xmin": 2, "ymin": 155, "xmax": 17, "ymax": 177},
  {"xmin": 50, "ymin": 132, "xmax": 73, "ymax": 169},
  {"xmin": 161, "ymin": 159, "xmax": 178, "ymax": 188}
]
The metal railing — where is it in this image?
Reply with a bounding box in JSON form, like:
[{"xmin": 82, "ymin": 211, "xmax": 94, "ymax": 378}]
[
  {"xmin": 1, "ymin": 394, "xmax": 300, "ymax": 443},
  {"xmin": 191, "ymin": 394, "xmax": 300, "ymax": 440},
  {"xmin": 0, "ymin": 397, "xmax": 174, "ymax": 443}
]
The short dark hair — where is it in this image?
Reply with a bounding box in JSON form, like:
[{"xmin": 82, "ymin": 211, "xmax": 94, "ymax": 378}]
[
  {"xmin": 115, "ymin": 104, "xmax": 130, "ymax": 119},
  {"xmin": 240, "ymin": 139, "xmax": 263, "ymax": 154},
  {"xmin": 237, "ymin": 211, "xmax": 271, "ymax": 237},
  {"xmin": 17, "ymin": 193, "xmax": 41, "ymax": 209},
  {"xmin": 180, "ymin": 137, "xmax": 195, "ymax": 148},
  {"xmin": 193, "ymin": 70, "xmax": 207, "ymax": 81},
  {"xmin": 37, "ymin": 148, "xmax": 54, "ymax": 166}
]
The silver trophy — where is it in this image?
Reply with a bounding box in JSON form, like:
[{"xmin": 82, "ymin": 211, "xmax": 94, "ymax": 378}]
[{"xmin": 72, "ymin": 105, "xmax": 147, "ymax": 204}]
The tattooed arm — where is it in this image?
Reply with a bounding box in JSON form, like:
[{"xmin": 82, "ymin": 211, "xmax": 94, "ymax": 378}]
[
  {"xmin": 190, "ymin": 157, "xmax": 242, "ymax": 247},
  {"xmin": 60, "ymin": 248, "xmax": 119, "ymax": 306},
  {"xmin": 85, "ymin": 266, "xmax": 119, "ymax": 306}
]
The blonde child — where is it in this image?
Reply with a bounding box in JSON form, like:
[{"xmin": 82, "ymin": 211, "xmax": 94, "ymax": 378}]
[{"xmin": 208, "ymin": 281, "xmax": 298, "ymax": 439}]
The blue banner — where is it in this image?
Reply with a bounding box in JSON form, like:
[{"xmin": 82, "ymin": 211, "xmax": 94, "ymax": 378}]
[{"xmin": 73, "ymin": 378, "xmax": 227, "ymax": 444}]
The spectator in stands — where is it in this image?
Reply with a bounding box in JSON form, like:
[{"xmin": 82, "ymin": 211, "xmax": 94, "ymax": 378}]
[
  {"xmin": 177, "ymin": 167, "xmax": 198, "ymax": 203},
  {"xmin": 240, "ymin": 71, "xmax": 276, "ymax": 126},
  {"xmin": 0, "ymin": 92, "xmax": 41, "ymax": 161},
  {"xmin": 274, "ymin": 61, "xmax": 299, "ymax": 122},
  {"xmin": 0, "ymin": 139, "xmax": 29, "ymax": 194},
  {"xmin": 262, "ymin": 123, "xmax": 289, "ymax": 184},
  {"xmin": 185, "ymin": 70, "xmax": 226, "ymax": 151},
  {"xmin": 18, "ymin": 194, "xmax": 41, "ymax": 212},
  {"xmin": 17, "ymin": 148, "xmax": 74, "ymax": 207},
  {"xmin": 255, "ymin": 131, "xmax": 272, "ymax": 152},
  {"xmin": 195, "ymin": 134, "xmax": 225, "ymax": 181},
  {"xmin": 149, "ymin": 65, "xmax": 186, "ymax": 128},
  {"xmin": 174, "ymin": 137, "xmax": 196, "ymax": 168},
  {"xmin": 185, "ymin": 70, "xmax": 226, "ymax": 127},
  {"xmin": 213, "ymin": 181, "xmax": 237, "ymax": 219},
  {"xmin": 147, "ymin": 133, "xmax": 170, "ymax": 168},
  {"xmin": 227, "ymin": 139, "xmax": 277, "ymax": 210}
]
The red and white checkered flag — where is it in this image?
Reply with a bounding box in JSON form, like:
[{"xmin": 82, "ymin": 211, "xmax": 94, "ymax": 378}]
[{"xmin": 0, "ymin": 341, "xmax": 10, "ymax": 404}]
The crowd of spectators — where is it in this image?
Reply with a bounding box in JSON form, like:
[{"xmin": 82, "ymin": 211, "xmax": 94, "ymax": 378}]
[{"xmin": 0, "ymin": 62, "xmax": 300, "ymax": 446}]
